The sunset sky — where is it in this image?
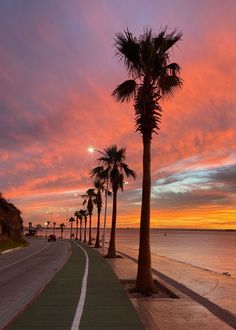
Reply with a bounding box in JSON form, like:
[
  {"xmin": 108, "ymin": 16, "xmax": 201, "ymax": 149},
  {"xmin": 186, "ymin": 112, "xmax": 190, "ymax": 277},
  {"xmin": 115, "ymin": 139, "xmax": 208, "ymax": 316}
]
[{"xmin": 0, "ymin": 0, "xmax": 235, "ymax": 229}]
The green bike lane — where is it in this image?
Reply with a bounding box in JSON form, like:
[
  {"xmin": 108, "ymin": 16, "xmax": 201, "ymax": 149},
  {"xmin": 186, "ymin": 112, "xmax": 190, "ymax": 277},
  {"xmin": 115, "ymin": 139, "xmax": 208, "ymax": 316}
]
[{"xmin": 10, "ymin": 241, "xmax": 143, "ymax": 330}]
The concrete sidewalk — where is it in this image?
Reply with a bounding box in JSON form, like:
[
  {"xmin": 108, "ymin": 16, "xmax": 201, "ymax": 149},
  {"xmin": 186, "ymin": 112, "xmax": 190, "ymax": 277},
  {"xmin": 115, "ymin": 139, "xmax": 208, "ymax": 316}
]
[
  {"xmin": 9, "ymin": 241, "xmax": 144, "ymax": 330},
  {"xmin": 106, "ymin": 245, "xmax": 236, "ymax": 330}
]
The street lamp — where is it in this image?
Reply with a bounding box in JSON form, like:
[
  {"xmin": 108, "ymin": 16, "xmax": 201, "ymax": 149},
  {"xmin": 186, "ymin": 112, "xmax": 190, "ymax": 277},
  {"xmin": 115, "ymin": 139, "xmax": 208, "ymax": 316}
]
[
  {"xmin": 88, "ymin": 146, "xmax": 108, "ymax": 254},
  {"xmin": 45, "ymin": 221, "xmax": 50, "ymax": 238}
]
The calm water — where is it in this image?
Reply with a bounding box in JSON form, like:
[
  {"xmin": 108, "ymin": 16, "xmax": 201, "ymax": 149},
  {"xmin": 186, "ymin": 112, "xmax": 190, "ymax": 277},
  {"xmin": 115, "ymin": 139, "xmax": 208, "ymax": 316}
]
[
  {"xmin": 115, "ymin": 229, "xmax": 236, "ymax": 277},
  {"xmin": 37, "ymin": 228, "xmax": 236, "ymax": 277}
]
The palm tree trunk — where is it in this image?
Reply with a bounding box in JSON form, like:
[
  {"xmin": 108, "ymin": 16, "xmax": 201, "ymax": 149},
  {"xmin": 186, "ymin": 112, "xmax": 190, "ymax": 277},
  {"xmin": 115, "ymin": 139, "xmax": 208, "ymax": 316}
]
[
  {"xmin": 88, "ymin": 214, "xmax": 92, "ymax": 244},
  {"xmin": 107, "ymin": 189, "xmax": 117, "ymax": 257},
  {"xmin": 95, "ymin": 209, "xmax": 101, "ymax": 248},
  {"xmin": 80, "ymin": 220, "xmax": 82, "ymax": 240},
  {"xmin": 84, "ymin": 219, "xmax": 87, "ymax": 243},
  {"xmin": 61, "ymin": 229, "xmax": 63, "ymax": 239},
  {"xmin": 70, "ymin": 223, "xmax": 73, "ymax": 239},
  {"xmin": 136, "ymin": 137, "xmax": 154, "ymax": 293},
  {"xmin": 75, "ymin": 218, "xmax": 78, "ymax": 239}
]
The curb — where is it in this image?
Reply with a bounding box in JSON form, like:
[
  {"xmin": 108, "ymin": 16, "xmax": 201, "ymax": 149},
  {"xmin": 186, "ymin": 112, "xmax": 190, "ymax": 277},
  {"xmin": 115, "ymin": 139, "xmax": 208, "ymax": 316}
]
[{"xmin": 1, "ymin": 246, "xmax": 23, "ymax": 255}]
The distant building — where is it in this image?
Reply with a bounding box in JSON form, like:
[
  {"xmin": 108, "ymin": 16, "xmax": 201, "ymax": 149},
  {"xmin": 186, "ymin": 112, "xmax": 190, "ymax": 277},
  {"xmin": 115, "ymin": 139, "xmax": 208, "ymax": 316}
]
[{"xmin": 0, "ymin": 193, "xmax": 23, "ymax": 242}]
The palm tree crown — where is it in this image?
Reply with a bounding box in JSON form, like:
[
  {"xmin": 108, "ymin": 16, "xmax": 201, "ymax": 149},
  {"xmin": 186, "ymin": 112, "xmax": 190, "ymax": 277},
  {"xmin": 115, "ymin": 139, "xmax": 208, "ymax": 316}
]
[
  {"xmin": 112, "ymin": 28, "xmax": 183, "ymax": 140},
  {"xmin": 92, "ymin": 145, "xmax": 136, "ymax": 192},
  {"xmin": 82, "ymin": 189, "xmax": 97, "ymax": 245},
  {"xmin": 82, "ymin": 189, "xmax": 97, "ymax": 216}
]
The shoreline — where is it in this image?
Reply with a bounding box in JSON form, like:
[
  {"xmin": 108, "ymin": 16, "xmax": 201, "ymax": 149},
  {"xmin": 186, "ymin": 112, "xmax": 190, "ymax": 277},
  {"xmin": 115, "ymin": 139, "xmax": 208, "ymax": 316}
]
[{"xmin": 117, "ymin": 243, "xmax": 236, "ymax": 278}]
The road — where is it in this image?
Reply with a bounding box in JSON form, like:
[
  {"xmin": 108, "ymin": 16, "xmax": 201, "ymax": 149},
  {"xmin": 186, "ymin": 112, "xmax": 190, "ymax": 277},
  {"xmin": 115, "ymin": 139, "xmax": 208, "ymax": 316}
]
[{"xmin": 0, "ymin": 237, "xmax": 70, "ymax": 329}]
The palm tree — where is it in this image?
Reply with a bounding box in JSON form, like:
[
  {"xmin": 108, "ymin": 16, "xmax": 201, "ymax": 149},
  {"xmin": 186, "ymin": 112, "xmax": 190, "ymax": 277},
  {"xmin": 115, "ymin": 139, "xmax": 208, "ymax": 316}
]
[
  {"xmin": 59, "ymin": 223, "xmax": 65, "ymax": 239},
  {"xmin": 90, "ymin": 178, "xmax": 105, "ymax": 248},
  {"xmin": 74, "ymin": 211, "xmax": 80, "ymax": 240},
  {"xmin": 82, "ymin": 189, "xmax": 97, "ymax": 245},
  {"xmin": 36, "ymin": 224, "xmax": 41, "ymax": 237},
  {"xmin": 77, "ymin": 210, "xmax": 84, "ymax": 240},
  {"xmin": 52, "ymin": 221, "xmax": 56, "ymax": 235},
  {"xmin": 92, "ymin": 145, "xmax": 136, "ymax": 258},
  {"xmin": 28, "ymin": 222, "xmax": 32, "ymax": 233},
  {"xmin": 112, "ymin": 28, "xmax": 183, "ymax": 293},
  {"xmin": 69, "ymin": 217, "xmax": 75, "ymax": 239},
  {"xmin": 81, "ymin": 210, "xmax": 88, "ymax": 243}
]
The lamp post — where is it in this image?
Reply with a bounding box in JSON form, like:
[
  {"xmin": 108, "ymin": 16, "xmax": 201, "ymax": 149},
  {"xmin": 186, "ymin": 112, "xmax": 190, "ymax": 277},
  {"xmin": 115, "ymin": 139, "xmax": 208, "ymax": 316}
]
[
  {"xmin": 45, "ymin": 221, "xmax": 50, "ymax": 238},
  {"xmin": 88, "ymin": 147, "xmax": 109, "ymax": 254}
]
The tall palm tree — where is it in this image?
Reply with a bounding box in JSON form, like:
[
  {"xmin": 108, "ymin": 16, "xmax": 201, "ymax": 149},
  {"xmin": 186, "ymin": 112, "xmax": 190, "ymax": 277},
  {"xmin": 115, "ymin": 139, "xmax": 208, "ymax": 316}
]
[
  {"xmin": 74, "ymin": 211, "xmax": 80, "ymax": 240},
  {"xmin": 36, "ymin": 224, "xmax": 41, "ymax": 237},
  {"xmin": 112, "ymin": 28, "xmax": 183, "ymax": 293},
  {"xmin": 59, "ymin": 223, "xmax": 65, "ymax": 239},
  {"xmin": 82, "ymin": 189, "xmax": 97, "ymax": 245},
  {"xmin": 92, "ymin": 145, "xmax": 136, "ymax": 258},
  {"xmin": 52, "ymin": 221, "xmax": 56, "ymax": 235},
  {"xmin": 77, "ymin": 209, "xmax": 84, "ymax": 240},
  {"xmin": 69, "ymin": 217, "xmax": 75, "ymax": 239},
  {"xmin": 81, "ymin": 210, "xmax": 88, "ymax": 243},
  {"xmin": 90, "ymin": 178, "xmax": 105, "ymax": 248}
]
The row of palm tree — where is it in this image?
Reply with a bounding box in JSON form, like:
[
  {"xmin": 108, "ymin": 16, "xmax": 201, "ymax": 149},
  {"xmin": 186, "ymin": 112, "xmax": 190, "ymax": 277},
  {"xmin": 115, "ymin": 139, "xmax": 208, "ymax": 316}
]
[
  {"xmin": 111, "ymin": 27, "xmax": 183, "ymax": 293},
  {"xmin": 67, "ymin": 28, "xmax": 182, "ymax": 294},
  {"xmin": 67, "ymin": 145, "xmax": 135, "ymax": 258},
  {"xmin": 91, "ymin": 145, "xmax": 136, "ymax": 257},
  {"xmin": 60, "ymin": 27, "xmax": 182, "ymax": 295}
]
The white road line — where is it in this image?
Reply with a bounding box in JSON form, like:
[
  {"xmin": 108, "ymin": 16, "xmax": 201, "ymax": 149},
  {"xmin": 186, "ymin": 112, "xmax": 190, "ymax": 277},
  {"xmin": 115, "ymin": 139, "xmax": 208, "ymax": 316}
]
[
  {"xmin": 71, "ymin": 241, "xmax": 89, "ymax": 330},
  {"xmin": 0, "ymin": 245, "xmax": 50, "ymax": 271}
]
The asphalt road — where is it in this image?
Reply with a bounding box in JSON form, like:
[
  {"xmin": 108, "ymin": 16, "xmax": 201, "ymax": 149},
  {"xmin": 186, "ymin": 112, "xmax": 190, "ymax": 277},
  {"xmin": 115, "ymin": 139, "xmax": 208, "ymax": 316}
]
[{"xmin": 0, "ymin": 237, "xmax": 70, "ymax": 329}]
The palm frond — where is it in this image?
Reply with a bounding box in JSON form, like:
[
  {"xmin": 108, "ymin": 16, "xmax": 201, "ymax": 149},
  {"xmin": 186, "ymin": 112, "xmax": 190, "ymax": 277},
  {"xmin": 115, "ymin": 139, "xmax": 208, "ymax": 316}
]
[
  {"xmin": 159, "ymin": 74, "xmax": 183, "ymax": 97},
  {"xmin": 166, "ymin": 62, "xmax": 181, "ymax": 75},
  {"xmin": 90, "ymin": 166, "xmax": 104, "ymax": 177},
  {"xmin": 139, "ymin": 27, "xmax": 154, "ymax": 72},
  {"xmin": 112, "ymin": 80, "xmax": 137, "ymax": 103},
  {"xmin": 155, "ymin": 28, "xmax": 182, "ymax": 54},
  {"xmin": 121, "ymin": 163, "xmax": 136, "ymax": 179},
  {"xmin": 164, "ymin": 29, "xmax": 183, "ymax": 51},
  {"xmin": 115, "ymin": 29, "xmax": 142, "ymax": 76}
]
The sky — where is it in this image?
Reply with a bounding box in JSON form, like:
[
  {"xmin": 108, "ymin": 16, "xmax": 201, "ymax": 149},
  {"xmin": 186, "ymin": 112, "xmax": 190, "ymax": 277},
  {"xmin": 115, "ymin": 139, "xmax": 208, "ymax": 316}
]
[{"xmin": 0, "ymin": 0, "xmax": 235, "ymax": 229}]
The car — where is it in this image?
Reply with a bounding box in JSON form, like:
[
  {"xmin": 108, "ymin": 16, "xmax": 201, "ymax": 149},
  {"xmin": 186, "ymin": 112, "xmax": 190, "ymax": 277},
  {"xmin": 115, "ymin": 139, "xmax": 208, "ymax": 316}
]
[{"xmin": 48, "ymin": 234, "xmax": 56, "ymax": 242}]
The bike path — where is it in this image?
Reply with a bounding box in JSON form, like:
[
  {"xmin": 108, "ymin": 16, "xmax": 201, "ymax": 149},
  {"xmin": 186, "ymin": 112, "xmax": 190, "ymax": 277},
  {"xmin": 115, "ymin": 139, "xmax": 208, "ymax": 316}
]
[{"xmin": 10, "ymin": 241, "xmax": 143, "ymax": 330}]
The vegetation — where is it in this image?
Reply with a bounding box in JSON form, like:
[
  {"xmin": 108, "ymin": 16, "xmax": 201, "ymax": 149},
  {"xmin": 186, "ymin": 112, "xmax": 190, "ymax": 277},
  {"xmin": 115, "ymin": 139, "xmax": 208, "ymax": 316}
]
[
  {"xmin": 80, "ymin": 210, "xmax": 88, "ymax": 243},
  {"xmin": 91, "ymin": 145, "xmax": 136, "ymax": 257},
  {"xmin": 36, "ymin": 224, "xmax": 42, "ymax": 236},
  {"xmin": 52, "ymin": 221, "xmax": 56, "ymax": 235},
  {"xmin": 0, "ymin": 235, "xmax": 28, "ymax": 254},
  {"xmin": 74, "ymin": 211, "xmax": 80, "ymax": 240},
  {"xmin": 69, "ymin": 217, "xmax": 75, "ymax": 239},
  {"xmin": 59, "ymin": 223, "xmax": 65, "ymax": 239},
  {"xmin": 89, "ymin": 177, "xmax": 105, "ymax": 248},
  {"xmin": 112, "ymin": 27, "xmax": 183, "ymax": 293},
  {"xmin": 0, "ymin": 194, "xmax": 23, "ymax": 243},
  {"xmin": 82, "ymin": 189, "xmax": 97, "ymax": 245},
  {"xmin": 77, "ymin": 209, "xmax": 84, "ymax": 240}
]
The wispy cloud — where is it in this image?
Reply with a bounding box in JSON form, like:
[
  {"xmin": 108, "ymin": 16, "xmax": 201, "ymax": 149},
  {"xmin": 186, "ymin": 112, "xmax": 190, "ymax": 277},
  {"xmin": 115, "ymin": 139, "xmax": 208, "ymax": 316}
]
[{"xmin": 0, "ymin": 0, "xmax": 235, "ymax": 228}]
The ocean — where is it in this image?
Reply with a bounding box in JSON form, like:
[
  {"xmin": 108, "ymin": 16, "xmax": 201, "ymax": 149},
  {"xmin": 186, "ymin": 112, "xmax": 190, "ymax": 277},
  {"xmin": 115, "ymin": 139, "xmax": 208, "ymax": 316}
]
[
  {"xmin": 115, "ymin": 229, "xmax": 236, "ymax": 277},
  {"xmin": 35, "ymin": 228, "xmax": 236, "ymax": 277}
]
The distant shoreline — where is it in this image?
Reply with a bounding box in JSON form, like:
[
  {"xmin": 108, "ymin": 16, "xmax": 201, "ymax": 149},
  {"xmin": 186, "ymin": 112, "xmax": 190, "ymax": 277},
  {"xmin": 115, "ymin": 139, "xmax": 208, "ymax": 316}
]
[
  {"xmin": 23, "ymin": 227, "xmax": 236, "ymax": 232},
  {"xmin": 116, "ymin": 228, "xmax": 236, "ymax": 232}
]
